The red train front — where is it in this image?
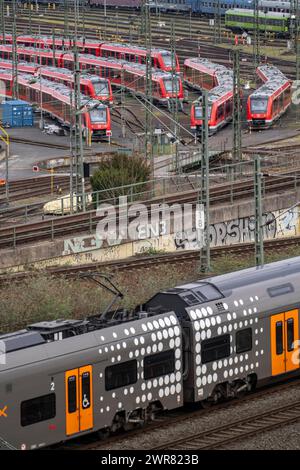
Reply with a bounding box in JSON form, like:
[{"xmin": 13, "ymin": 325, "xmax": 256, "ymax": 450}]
[
  {"xmin": 247, "ymin": 65, "xmax": 292, "ymax": 129},
  {"xmin": 84, "ymin": 104, "xmax": 112, "ymax": 141}
]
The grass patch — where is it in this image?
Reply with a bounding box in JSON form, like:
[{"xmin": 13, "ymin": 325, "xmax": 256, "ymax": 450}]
[{"xmin": 1, "ymin": 245, "xmax": 300, "ymax": 333}]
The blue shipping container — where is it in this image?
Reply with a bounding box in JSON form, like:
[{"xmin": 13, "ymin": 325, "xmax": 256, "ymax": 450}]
[{"xmin": 0, "ymin": 99, "xmax": 34, "ymax": 128}]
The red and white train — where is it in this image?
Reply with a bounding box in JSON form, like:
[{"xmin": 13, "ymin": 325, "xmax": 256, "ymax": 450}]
[
  {"xmin": 0, "ymin": 69, "xmax": 111, "ymax": 140},
  {"xmin": 0, "ymin": 35, "xmax": 180, "ymax": 73},
  {"xmin": 185, "ymin": 58, "xmax": 234, "ymax": 135},
  {"xmin": 0, "ymin": 58, "xmax": 113, "ymax": 104},
  {"xmin": 247, "ymin": 65, "xmax": 292, "ymax": 129},
  {"xmin": 0, "ymin": 45, "xmax": 184, "ymax": 108}
]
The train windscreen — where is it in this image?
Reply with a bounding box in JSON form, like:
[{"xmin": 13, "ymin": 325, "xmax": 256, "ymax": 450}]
[
  {"xmin": 164, "ymin": 77, "xmax": 179, "ymax": 93},
  {"xmin": 161, "ymin": 52, "xmax": 175, "ymax": 68},
  {"xmin": 250, "ymin": 97, "xmax": 268, "ymax": 113},
  {"xmin": 89, "ymin": 108, "xmax": 107, "ymax": 123},
  {"xmin": 93, "ymin": 81, "xmax": 109, "ymax": 96},
  {"xmin": 194, "ymin": 106, "xmax": 212, "ymax": 119}
]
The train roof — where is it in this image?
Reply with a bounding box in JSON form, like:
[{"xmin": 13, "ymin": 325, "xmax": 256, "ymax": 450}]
[
  {"xmin": 0, "ymin": 69, "xmax": 107, "ymax": 109},
  {"xmin": 227, "ymin": 8, "xmax": 290, "ymax": 17},
  {"xmin": 0, "ymin": 58, "xmax": 108, "ymax": 84},
  {"xmin": 188, "ymin": 58, "xmax": 233, "ymax": 105},
  {"xmin": 0, "ymin": 310, "xmax": 180, "ymax": 372},
  {"xmin": 145, "ymin": 256, "xmax": 300, "ymax": 320},
  {"xmin": 251, "ymin": 64, "xmax": 289, "ymax": 98},
  {"xmin": 185, "ymin": 57, "xmax": 229, "ymax": 76},
  {"xmin": 181, "ymin": 256, "xmax": 300, "ymax": 293},
  {"xmin": 259, "ymin": 0, "xmax": 291, "ymax": 6},
  {"xmin": 99, "ymin": 42, "xmax": 173, "ymax": 56},
  {"xmin": 1, "ymin": 45, "xmax": 176, "ymax": 79},
  {"xmin": 6, "ymin": 34, "xmax": 175, "ymax": 57}
]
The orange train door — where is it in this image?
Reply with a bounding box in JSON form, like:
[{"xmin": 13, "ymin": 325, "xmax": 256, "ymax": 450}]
[
  {"xmin": 271, "ymin": 310, "xmax": 299, "ymax": 376},
  {"xmin": 65, "ymin": 365, "xmax": 93, "ymax": 436}
]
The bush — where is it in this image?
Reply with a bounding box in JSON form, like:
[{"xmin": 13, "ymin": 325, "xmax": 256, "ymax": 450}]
[{"xmin": 90, "ymin": 153, "xmax": 151, "ymax": 204}]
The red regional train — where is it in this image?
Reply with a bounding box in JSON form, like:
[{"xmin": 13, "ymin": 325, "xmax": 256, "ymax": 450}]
[
  {"xmin": 0, "ymin": 34, "xmax": 180, "ymax": 73},
  {"xmin": 185, "ymin": 58, "xmax": 234, "ymax": 135},
  {"xmin": 247, "ymin": 65, "xmax": 292, "ymax": 129},
  {"xmin": 0, "ymin": 58, "xmax": 113, "ymax": 104},
  {"xmin": 0, "ymin": 69, "xmax": 111, "ymax": 140},
  {"xmin": 0, "ymin": 45, "xmax": 183, "ymax": 108}
]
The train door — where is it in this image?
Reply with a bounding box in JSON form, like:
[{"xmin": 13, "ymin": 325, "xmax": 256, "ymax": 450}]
[
  {"xmin": 65, "ymin": 365, "xmax": 93, "ymax": 436},
  {"xmin": 271, "ymin": 310, "xmax": 299, "ymax": 376}
]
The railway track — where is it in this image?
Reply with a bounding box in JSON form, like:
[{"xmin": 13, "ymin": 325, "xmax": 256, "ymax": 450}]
[
  {"xmin": 1, "ymin": 234, "xmax": 300, "ymax": 283},
  {"xmin": 1, "ymin": 173, "xmax": 300, "ymax": 249},
  {"xmin": 0, "ymin": 175, "xmax": 73, "ymax": 203},
  {"xmin": 53, "ymin": 375, "xmax": 300, "ymax": 450},
  {"xmin": 9, "ymin": 7, "xmax": 297, "ymax": 79},
  {"xmin": 9, "ymin": 136, "xmax": 70, "ymax": 150},
  {"xmin": 152, "ymin": 400, "xmax": 300, "ymax": 450}
]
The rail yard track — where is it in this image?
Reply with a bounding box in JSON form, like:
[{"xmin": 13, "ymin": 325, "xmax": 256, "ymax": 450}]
[
  {"xmin": 1, "ymin": 234, "xmax": 300, "ymax": 283},
  {"xmin": 0, "ymin": 175, "xmax": 72, "ymax": 203},
  {"xmin": 0, "ymin": 172, "xmax": 300, "ymax": 249},
  {"xmin": 7, "ymin": 7, "xmax": 297, "ymax": 81},
  {"xmin": 152, "ymin": 400, "xmax": 300, "ymax": 450}
]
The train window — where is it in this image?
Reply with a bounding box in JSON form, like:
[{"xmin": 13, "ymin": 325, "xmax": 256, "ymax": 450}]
[
  {"xmin": 202, "ymin": 335, "xmax": 230, "ymax": 364},
  {"xmin": 250, "ymin": 97, "xmax": 268, "ymax": 113},
  {"xmin": 267, "ymin": 283, "xmax": 294, "ymax": 297},
  {"xmin": 236, "ymin": 328, "xmax": 252, "ymax": 354},
  {"xmin": 217, "ymin": 105, "xmax": 224, "ymax": 120},
  {"xmin": 105, "ymin": 360, "xmax": 137, "ymax": 391},
  {"xmin": 21, "ymin": 393, "xmax": 56, "ymax": 427},
  {"xmin": 68, "ymin": 375, "xmax": 77, "ymax": 413},
  {"xmin": 276, "ymin": 321, "xmax": 283, "ymax": 355},
  {"xmin": 144, "ymin": 350, "xmax": 175, "ymax": 380},
  {"xmin": 287, "ymin": 318, "xmax": 294, "ymax": 352},
  {"xmin": 225, "ymin": 99, "xmax": 233, "ymax": 115},
  {"xmin": 81, "ymin": 371, "xmax": 91, "ymax": 409}
]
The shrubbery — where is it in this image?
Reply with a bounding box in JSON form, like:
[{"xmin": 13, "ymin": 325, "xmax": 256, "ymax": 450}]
[{"xmin": 90, "ymin": 153, "xmax": 151, "ymax": 203}]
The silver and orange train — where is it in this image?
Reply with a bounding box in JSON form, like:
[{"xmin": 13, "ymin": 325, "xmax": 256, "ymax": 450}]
[{"xmin": 0, "ymin": 256, "xmax": 300, "ymax": 449}]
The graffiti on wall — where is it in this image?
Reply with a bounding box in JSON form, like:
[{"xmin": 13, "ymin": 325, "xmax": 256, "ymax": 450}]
[
  {"xmin": 63, "ymin": 207, "xmax": 298, "ymax": 256},
  {"xmin": 208, "ymin": 209, "xmax": 297, "ymax": 248}
]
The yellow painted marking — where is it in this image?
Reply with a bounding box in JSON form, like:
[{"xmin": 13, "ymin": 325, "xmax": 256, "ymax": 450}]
[{"xmin": 0, "ymin": 406, "xmax": 8, "ymax": 418}]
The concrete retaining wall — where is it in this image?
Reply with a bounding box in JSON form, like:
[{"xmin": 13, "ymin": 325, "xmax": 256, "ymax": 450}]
[{"xmin": 1, "ymin": 190, "xmax": 299, "ymax": 273}]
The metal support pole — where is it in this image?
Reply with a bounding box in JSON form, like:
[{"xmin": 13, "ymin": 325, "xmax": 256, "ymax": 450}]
[
  {"xmin": 52, "ymin": 27, "xmax": 56, "ymax": 63},
  {"xmin": 12, "ymin": 0, "xmax": 18, "ymax": 99},
  {"xmin": 254, "ymin": 155, "xmax": 264, "ymax": 267},
  {"xmin": 171, "ymin": 20, "xmax": 179, "ymax": 172},
  {"xmin": 199, "ymin": 90, "xmax": 211, "ymax": 273},
  {"xmin": 121, "ymin": 69, "xmax": 126, "ymax": 138},
  {"xmin": 253, "ymin": 0, "xmax": 260, "ymax": 76},
  {"xmin": 28, "ymin": 0, "xmax": 32, "ymax": 35},
  {"xmin": 0, "ymin": 0, "xmax": 5, "ymax": 43},
  {"xmin": 69, "ymin": 87, "xmax": 74, "ymax": 214},
  {"xmin": 73, "ymin": 0, "xmax": 85, "ymax": 211},
  {"xmin": 64, "ymin": 0, "xmax": 69, "ymax": 43},
  {"xmin": 144, "ymin": 0, "xmax": 153, "ymax": 174},
  {"xmin": 232, "ymin": 47, "xmax": 242, "ymax": 163},
  {"xmin": 214, "ymin": 0, "xmax": 221, "ymax": 44},
  {"xmin": 5, "ymin": 142, "xmax": 8, "ymax": 204}
]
